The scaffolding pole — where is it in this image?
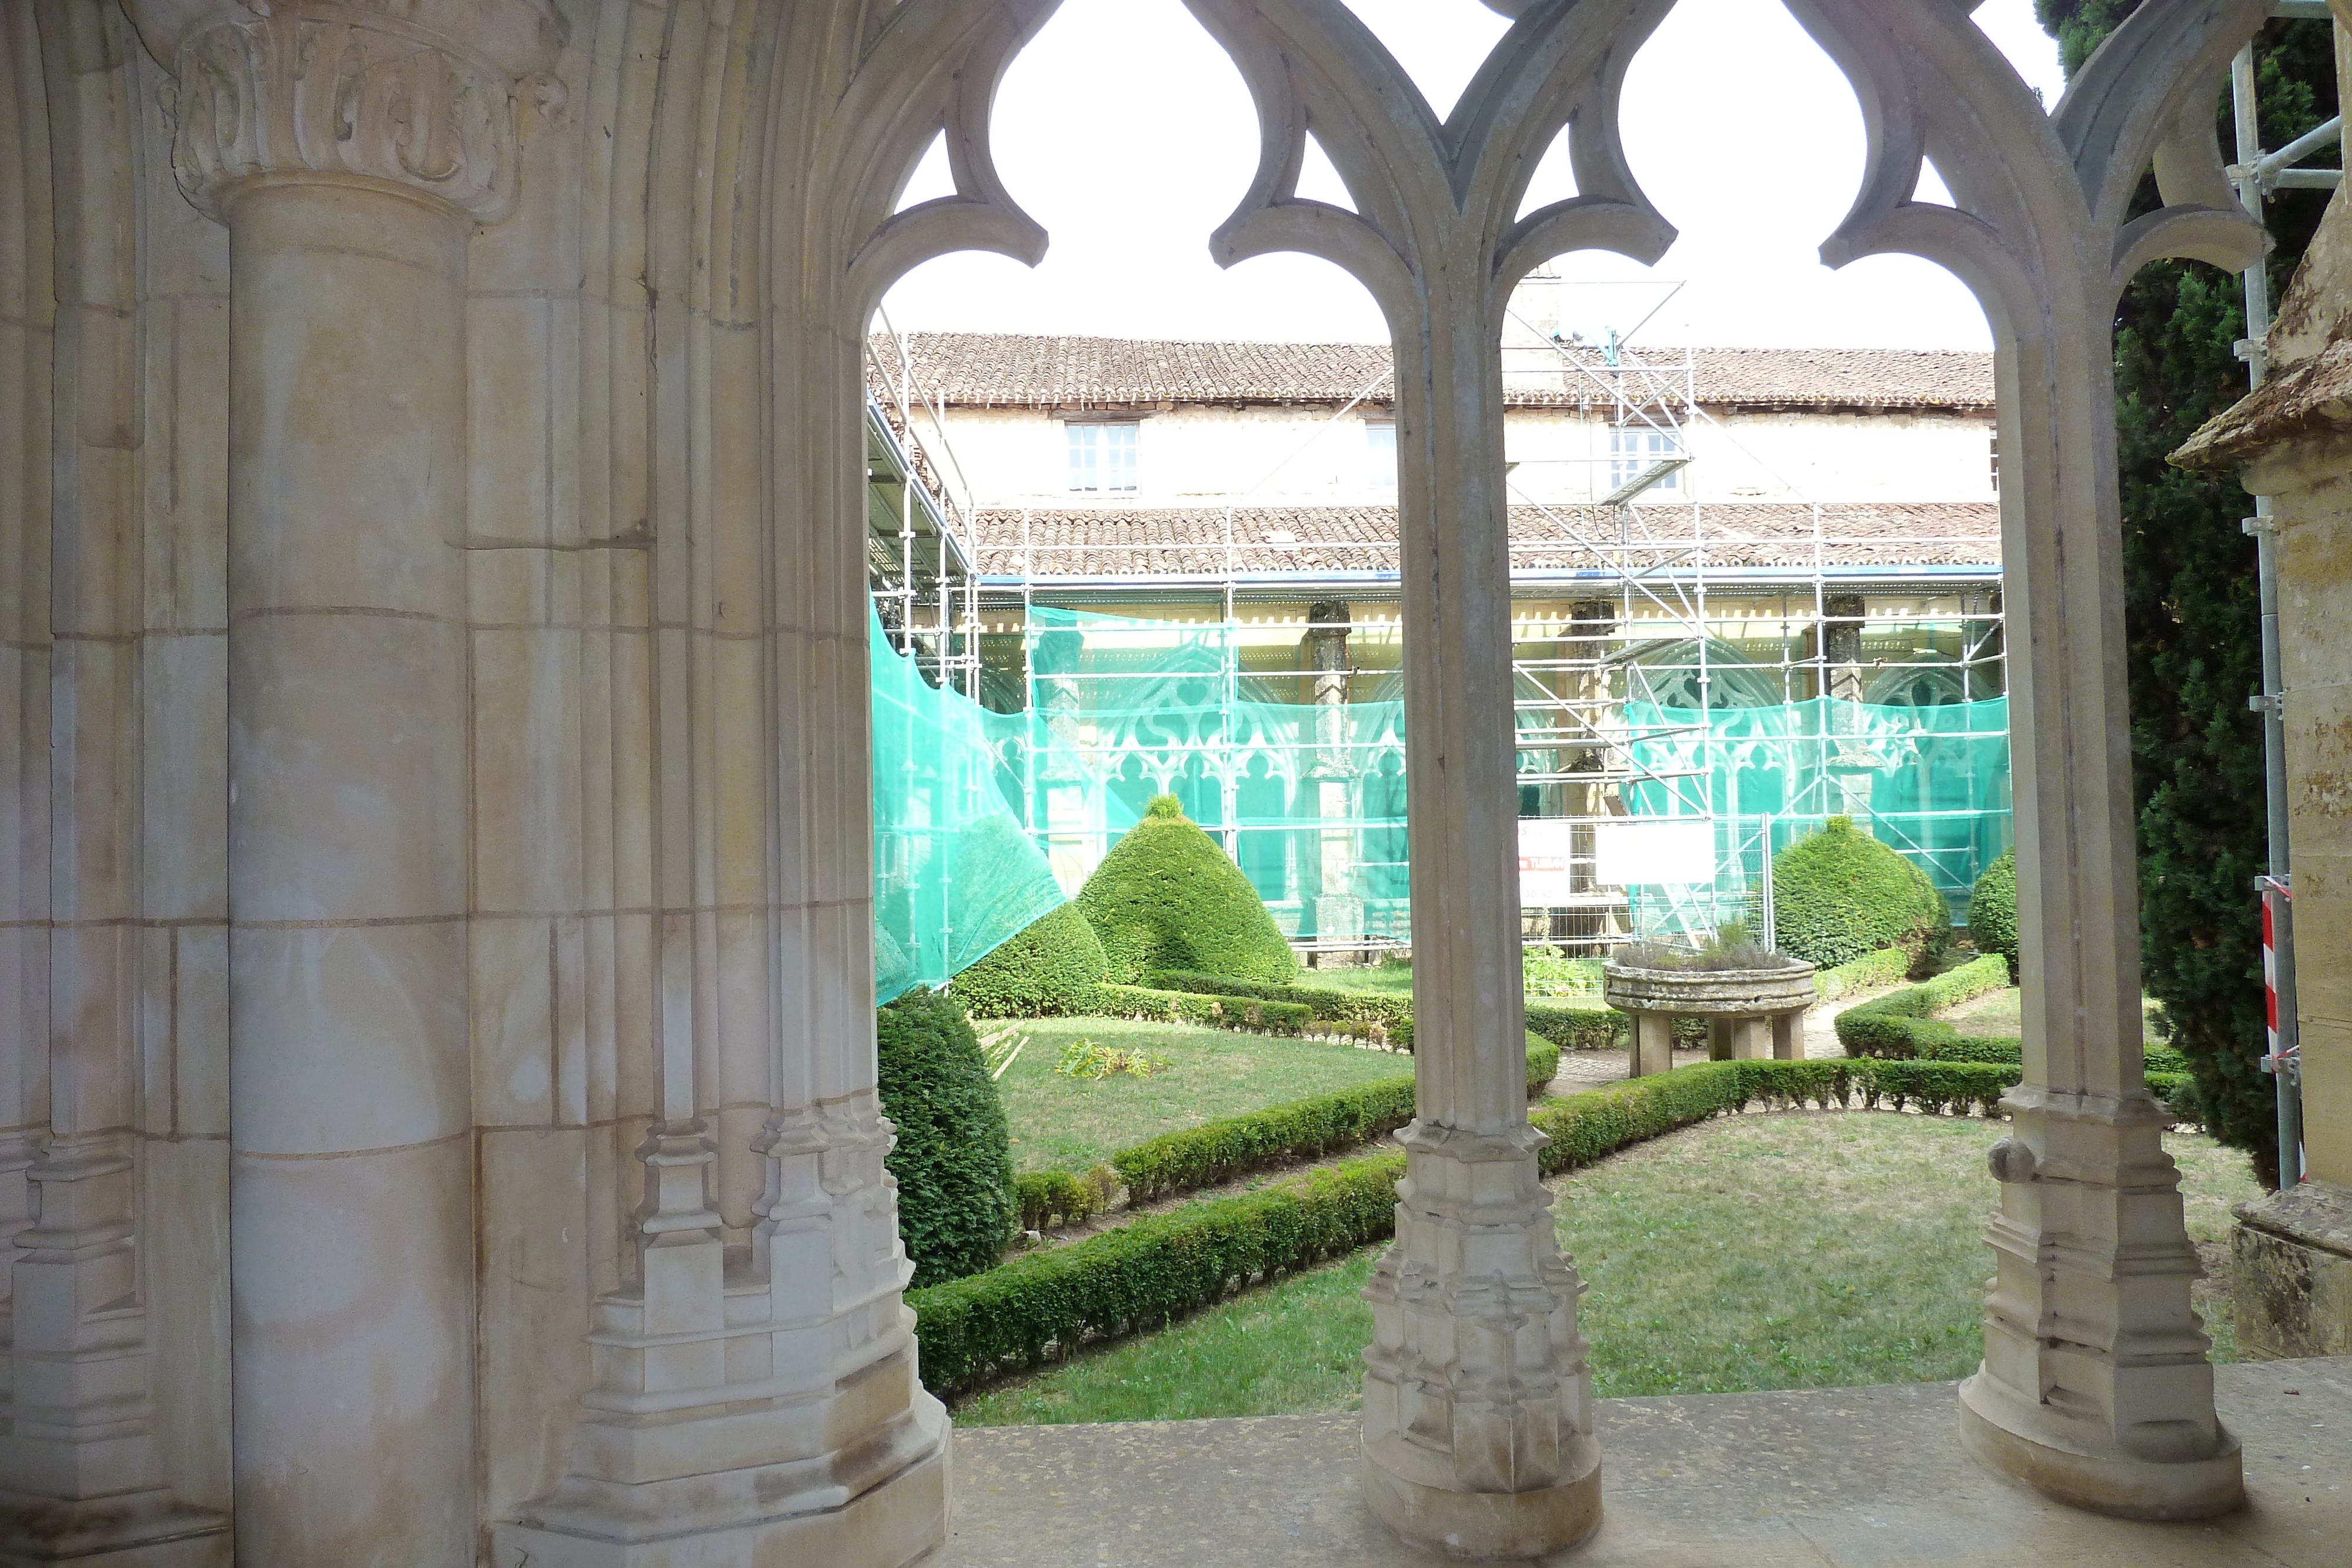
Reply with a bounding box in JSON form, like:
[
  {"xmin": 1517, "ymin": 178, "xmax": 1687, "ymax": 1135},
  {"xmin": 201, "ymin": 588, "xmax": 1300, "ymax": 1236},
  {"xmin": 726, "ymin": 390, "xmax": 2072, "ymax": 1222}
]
[{"xmin": 2229, "ymin": 14, "xmax": 2338, "ymax": 1185}]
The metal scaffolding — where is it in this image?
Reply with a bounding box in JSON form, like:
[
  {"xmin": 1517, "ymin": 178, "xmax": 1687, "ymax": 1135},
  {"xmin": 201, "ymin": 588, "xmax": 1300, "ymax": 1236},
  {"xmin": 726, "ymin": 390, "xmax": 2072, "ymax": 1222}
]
[
  {"xmin": 2230, "ymin": 0, "xmax": 2341, "ymax": 1184},
  {"xmin": 867, "ymin": 296, "xmax": 2011, "ymax": 958}
]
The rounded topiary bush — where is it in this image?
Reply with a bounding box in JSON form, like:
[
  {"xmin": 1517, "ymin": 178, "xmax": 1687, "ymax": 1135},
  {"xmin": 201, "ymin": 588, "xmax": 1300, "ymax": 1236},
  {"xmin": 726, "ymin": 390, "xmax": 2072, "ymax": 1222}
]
[
  {"xmin": 949, "ymin": 899, "xmax": 1107, "ymax": 1018},
  {"xmin": 1969, "ymin": 848, "xmax": 2019, "ymax": 984},
  {"xmin": 874, "ymin": 987, "xmax": 1015, "ymax": 1288},
  {"xmin": 1075, "ymin": 795, "xmax": 1299, "ymax": 985},
  {"xmin": 1770, "ymin": 815, "xmax": 1950, "ymax": 974}
]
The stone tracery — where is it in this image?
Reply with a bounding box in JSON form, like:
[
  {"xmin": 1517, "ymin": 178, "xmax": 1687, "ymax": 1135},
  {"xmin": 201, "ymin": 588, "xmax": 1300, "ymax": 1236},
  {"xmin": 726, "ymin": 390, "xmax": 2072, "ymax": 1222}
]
[{"xmin": 0, "ymin": 0, "xmax": 2319, "ymax": 1562}]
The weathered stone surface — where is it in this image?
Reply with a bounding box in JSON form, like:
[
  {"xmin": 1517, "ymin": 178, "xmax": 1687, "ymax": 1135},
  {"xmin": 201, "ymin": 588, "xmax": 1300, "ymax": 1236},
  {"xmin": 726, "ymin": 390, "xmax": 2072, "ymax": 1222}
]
[
  {"xmin": 0, "ymin": 0, "xmax": 2327, "ymax": 1558},
  {"xmin": 2236, "ymin": 1182, "xmax": 2352, "ymax": 1359},
  {"xmin": 1601, "ymin": 962, "xmax": 1819, "ymax": 1018}
]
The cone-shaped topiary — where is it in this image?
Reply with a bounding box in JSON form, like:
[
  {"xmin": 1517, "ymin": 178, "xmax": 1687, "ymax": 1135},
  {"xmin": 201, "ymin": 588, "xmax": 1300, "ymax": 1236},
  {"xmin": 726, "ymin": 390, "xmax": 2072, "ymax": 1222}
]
[
  {"xmin": 1969, "ymin": 848, "xmax": 2019, "ymax": 984},
  {"xmin": 875, "ymin": 987, "xmax": 1015, "ymax": 1288},
  {"xmin": 1076, "ymin": 794, "xmax": 1300, "ymax": 985},
  {"xmin": 1770, "ymin": 815, "xmax": 1950, "ymax": 974},
  {"xmin": 949, "ymin": 899, "xmax": 1108, "ymax": 1018}
]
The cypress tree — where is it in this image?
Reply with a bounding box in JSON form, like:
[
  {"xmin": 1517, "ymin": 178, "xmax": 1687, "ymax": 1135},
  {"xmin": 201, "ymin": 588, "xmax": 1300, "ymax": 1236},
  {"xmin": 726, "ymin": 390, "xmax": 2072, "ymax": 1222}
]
[{"xmin": 2034, "ymin": 4, "xmax": 2338, "ymax": 1183}]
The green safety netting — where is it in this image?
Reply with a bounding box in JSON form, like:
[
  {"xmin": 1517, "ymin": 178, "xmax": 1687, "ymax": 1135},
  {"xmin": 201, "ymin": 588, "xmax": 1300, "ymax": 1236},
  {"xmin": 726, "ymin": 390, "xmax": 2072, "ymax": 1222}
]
[
  {"xmin": 872, "ymin": 603, "xmax": 2014, "ymax": 988},
  {"xmin": 1619, "ymin": 695, "xmax": 2012, "ymax": 938},
  {"xmin": 971, "ymin": 606, "xmax": 1412, "ymax": 940},
  {"xmin": 871, "ymin": 607, "xmax": 1068, "ymax": 1004}
]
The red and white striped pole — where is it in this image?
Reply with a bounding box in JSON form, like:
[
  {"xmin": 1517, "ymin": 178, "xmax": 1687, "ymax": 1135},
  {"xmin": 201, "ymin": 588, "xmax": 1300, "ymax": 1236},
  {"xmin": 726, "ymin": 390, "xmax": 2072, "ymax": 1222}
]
[{"xmin": 2259, "ymin": 872, "xmax": 2302, "ymax": 1185}]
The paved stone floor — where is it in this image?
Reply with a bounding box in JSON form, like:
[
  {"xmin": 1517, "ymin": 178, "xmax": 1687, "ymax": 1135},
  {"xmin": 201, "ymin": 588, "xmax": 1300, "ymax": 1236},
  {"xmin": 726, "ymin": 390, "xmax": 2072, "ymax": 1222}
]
[{"xmin": 939, "ymin": 1358, "xmax": 2352, "ymax": 1566}]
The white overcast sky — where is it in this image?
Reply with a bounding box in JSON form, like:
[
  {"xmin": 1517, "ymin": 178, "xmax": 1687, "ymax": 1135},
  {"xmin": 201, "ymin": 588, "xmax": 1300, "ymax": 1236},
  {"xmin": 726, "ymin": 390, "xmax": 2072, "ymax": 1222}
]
[{"xmin": 880, "ymin": 0, "xmax": 2069, "ymax": 351}]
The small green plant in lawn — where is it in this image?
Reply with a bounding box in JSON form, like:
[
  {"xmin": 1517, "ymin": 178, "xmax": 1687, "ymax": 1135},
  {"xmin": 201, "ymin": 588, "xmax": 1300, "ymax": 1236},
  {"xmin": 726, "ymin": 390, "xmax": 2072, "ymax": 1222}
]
[{"xmin": 1054, "ymin": 1037, "xmax": 1173, "ymax": 1081}]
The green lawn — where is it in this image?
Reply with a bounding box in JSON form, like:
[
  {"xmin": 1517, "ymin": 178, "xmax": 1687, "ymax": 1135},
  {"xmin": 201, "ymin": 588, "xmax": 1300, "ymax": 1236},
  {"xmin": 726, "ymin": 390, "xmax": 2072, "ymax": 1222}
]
[
  {"xmin": 955, "ymin": 1111, "xmax": 2259, "ymax": 1425},
  {"xmin": 993, "ymin": 1017, "xmax": 1412, "ymax": 1174},
  {"xmin": 1943, "ymin": 986, "xmax": 2167, "ymax": 1041},
  {"xmin": 1292, "ymin": 962, "xmax": 1414, "ymax": 996}
]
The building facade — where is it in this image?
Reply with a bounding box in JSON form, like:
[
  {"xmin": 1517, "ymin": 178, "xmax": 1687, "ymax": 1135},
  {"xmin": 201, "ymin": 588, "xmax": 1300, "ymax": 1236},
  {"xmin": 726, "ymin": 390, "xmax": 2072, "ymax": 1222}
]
[
  {"xmin": 869, "ymin": 323, "xmax": 2012, "ymax": 949},
  {"xmin": 0, "ymin": 1, "xmax": 2305, "ymax": 1563}
]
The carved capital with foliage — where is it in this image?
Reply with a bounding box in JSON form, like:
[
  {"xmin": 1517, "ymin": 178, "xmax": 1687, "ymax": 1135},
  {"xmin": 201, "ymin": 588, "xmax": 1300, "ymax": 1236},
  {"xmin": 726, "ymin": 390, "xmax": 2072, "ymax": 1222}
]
[{"xmin": 161, "ymin": 4, "xmax": 529, "ymax": 225}]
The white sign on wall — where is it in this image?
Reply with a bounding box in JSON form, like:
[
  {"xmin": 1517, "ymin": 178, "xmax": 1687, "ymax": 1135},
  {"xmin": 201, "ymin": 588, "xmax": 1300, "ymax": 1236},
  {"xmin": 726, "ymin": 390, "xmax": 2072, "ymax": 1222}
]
[
  {"xmin": 1592, "ymin": 819, "xmax": 1716, "ymax": 886},
  {"xmin": 1516, "ymin": 820, "xmax": 1580, "ymax": 905}
]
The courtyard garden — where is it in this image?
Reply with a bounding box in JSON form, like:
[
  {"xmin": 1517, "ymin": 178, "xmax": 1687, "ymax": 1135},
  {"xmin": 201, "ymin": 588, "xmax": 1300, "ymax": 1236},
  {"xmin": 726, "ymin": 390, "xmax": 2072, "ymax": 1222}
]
[
  {"xmin": 952, "ymin": 1111, "xmax": 2257, "ymax": 1426},
  {"xmin": 876, "ymin": 803, "xmax": 2259, "ymax": 1427}
]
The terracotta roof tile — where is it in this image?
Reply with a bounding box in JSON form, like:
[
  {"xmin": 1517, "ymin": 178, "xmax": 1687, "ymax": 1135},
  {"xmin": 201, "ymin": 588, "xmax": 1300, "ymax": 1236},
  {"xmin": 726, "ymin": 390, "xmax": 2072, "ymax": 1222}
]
[
  {"xmin": 975, "ymin": 503, "xmax": 2002, "ymax": 577},
  {"xmin": 890, "ymin": 333, "xmax": 1995, "ymax": 413}
]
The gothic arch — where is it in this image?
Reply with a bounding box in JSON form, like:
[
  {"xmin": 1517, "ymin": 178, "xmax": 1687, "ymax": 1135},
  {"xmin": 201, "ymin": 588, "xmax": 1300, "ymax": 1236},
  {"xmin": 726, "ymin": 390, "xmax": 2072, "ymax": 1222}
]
[{"xmin": 0, "ymin": 1, "xmax": 2296, "ymax": 1561}]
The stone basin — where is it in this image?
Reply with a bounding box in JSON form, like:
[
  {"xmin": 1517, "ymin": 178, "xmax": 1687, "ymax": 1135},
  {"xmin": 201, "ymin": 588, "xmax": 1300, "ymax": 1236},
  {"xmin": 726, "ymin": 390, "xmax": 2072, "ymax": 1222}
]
[{"xmin": 1602, "ymin": 959, "xmax": 1819, "ymax": 1076}]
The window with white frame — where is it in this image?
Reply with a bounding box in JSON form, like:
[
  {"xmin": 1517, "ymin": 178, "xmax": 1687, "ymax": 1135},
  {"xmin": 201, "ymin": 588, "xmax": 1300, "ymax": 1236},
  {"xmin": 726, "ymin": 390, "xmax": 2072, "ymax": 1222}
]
[
  {"xmin": 1067, "ymin": 421, "xmax": 1138, "ymax": 493},
  {"xmin": 1364, "ymin": 418, "xmax": 1396, "ymax": 490},
  {"xmin": 1608, "ymin": 423, "xmax": 1680, "ymax": 492}
]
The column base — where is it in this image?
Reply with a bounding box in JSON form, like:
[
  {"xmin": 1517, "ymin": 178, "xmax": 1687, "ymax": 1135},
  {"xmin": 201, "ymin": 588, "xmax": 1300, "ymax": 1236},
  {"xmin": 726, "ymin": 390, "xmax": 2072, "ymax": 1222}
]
[
  {"xmin": 0, "ymin": 1490, "xmax": 228, "ymax": 1567},
  {"xmin": 492, "ymin": 1395, "xmax": 949, "ymax": 1568},
  {"xmin": 1957, "ymin": 1370, "xmax": 2243, "ymax": 1522},
  {"xmin": 1362, "ymin": 1441, "xmax": 1602, "ymax": 1560}
]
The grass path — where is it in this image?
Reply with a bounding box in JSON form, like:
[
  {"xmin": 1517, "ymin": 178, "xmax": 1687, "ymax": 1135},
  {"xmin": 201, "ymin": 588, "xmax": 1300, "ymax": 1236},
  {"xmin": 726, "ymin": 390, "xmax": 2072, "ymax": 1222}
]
[
  {"xmin": 995, "ymin": 1017, "xmax": 1410, "ymax": 1175},
  {"xmin": 954, "ymin": 1110, "xmax": 2258, "ymax": 1426}
]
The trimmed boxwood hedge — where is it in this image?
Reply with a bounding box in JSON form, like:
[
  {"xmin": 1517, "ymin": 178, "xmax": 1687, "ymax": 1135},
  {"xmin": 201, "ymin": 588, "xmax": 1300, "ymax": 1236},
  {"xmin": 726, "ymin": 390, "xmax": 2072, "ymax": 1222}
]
[
  {"xmin": 1093, "ymin": 983, "xmax": 1312, "ymax": 1034},
  {"xmin": 911, "ymin": 1054, "xmax": 2082, "ymax": 1397},
  {"xmin": 1836, "ymin": 954, "xmax": 2194, "ymax": 1082},
  {"xmin": 1524, "ymin": 1002, "xmax": 1626, "ymax": 1052},
  {"xmin": 950, "ymin": 900, "xmax": 1108, "ymax": 1019},
  {"xmin": 876, "ymin": 988, "xmax": 1018, "ymax": 1289},
  {"xmin": 1772, "ymin": 815, "xmax": 1951, "ymax": 972},
  {"xmin": 1835, "ymin": 953, "xmax": 2013, "ymax": 1056},
  {"xmin": 1077, "ymin": 795, "xmax": 1299, "ymax": 984},
  {"xmin": 1110, "ymin": 1036, "xmax": 1559, "ymax": 1203},
  {"xmin": 1814, "ymin": 945, "xmax": 1912, "ymax": 1001},
  {"xmin": 1015, "ymin": 1168, "xmax": 1115, "ymax": 1232},
  {"xmin": 1970, "ymin": 848, "xmax": 2019, "ymax": 983},
  {"xmin": 1149, "ymin": 969, "xmax": 1414, "ymax": 1045}
]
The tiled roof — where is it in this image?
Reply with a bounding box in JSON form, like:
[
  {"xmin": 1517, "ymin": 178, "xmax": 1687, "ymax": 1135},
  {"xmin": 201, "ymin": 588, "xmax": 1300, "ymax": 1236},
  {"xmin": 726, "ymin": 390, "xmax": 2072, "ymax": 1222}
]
[
  {"xmin": 975, "ymin": 503, "xmax": 2003, "ymax": 579},
  {"xmin": 891, "ymin": 333, "xmax": 1996, "ymax": 412}
]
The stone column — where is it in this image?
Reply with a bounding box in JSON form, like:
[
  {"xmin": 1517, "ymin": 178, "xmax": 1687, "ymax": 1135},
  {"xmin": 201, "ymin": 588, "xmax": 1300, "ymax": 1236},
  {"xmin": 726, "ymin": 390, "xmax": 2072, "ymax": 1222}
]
[
  {"xmin": 1182, "ymin": 1, "xmax": 1696, "ymax": 1552},
  {"xmin": 1779, "ymin": 0, "xmax": 2267, "ymax": 1522},
  {"xmin": 133, "ymin": 4, "xmax": 543, "ymax": 1560},
  {"xmin": 1628, "ymin": 1012, "xmax": 1673, "ymax": 1078}
]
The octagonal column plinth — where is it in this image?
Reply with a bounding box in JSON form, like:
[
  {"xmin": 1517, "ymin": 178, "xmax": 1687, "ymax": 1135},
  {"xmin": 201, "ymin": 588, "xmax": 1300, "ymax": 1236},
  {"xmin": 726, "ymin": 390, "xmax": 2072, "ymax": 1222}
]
[{"xmin": 1361, "ymin": 1122, "xmax": 1603, "ymax": 1557}]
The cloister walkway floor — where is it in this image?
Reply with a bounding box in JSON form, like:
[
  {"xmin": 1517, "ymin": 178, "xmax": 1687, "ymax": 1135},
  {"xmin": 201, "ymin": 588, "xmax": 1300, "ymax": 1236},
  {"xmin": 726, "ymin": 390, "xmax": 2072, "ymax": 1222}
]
[{"xmin": 939, "ymin": 1357, "xmax": 2352, "ymax": 1566}]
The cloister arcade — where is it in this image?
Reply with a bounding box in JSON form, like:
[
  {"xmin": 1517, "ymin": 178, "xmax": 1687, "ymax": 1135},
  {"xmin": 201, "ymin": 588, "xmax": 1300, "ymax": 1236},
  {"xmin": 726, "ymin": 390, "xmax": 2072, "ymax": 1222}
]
[{"xmin": 0, "ymin": 1, "xmax": 2335, "ymax": 1564}]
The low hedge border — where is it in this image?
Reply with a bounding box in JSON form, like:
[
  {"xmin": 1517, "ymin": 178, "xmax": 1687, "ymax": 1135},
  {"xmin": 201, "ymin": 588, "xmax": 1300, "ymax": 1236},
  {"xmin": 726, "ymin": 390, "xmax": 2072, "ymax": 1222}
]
[
  {"xmin": 1833, "ymin": 958, "xmax": 2201, "ymax": 1123},
  {"xmin": 1112, "ymin": 1038, "xmax": 1559, "ymax": 1205},
  {"xmin": 1014, "ymin": 1167, "xmax": 1117, "ymax": 1232},
  {"xmin": 1147, "ymin": 969, "xmax": 1413, "ymax": 1047},
  {"xmin": 1093, "ymin": 983, "xmax": 1312, "ymax": 1035},
  {"xmin": 1834, "ymin": 953, "xmax": 2016, "ymax": 1057},
  {"xmin": 915, "ymin": 1054, "xmax": 2070, "ymax": 1399},
  {"xmin": 1813, "ymin": 945, "xmax": 1914, "ymax": 1002}
]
